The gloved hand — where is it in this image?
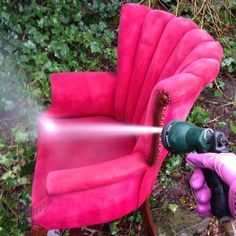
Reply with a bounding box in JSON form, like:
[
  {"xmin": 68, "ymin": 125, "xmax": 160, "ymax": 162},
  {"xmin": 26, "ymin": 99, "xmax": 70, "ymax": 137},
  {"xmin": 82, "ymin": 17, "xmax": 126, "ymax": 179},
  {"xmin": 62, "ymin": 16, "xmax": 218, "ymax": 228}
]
[{"xmin": 186, "ymin": 153, "xmax": 236, "ymax": 218}]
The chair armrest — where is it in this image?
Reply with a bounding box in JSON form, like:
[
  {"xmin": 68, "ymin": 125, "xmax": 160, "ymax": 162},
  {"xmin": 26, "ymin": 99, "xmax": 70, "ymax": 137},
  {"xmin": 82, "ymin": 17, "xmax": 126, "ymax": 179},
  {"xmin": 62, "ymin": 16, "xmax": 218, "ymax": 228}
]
[
  {"xmin": 135, "ymin": 73, "xmax": 206, "ymax": 165},
  {"xmin": 48, "ymin": 72, "xmax": 116, "ymax": 117},
  {"xmin": 145, "ymin": 73, "xmax": 206, "ymax": 126},
  {"xmin": 46, "ymin": 152, "xmax": 148, "ymax": 195}
]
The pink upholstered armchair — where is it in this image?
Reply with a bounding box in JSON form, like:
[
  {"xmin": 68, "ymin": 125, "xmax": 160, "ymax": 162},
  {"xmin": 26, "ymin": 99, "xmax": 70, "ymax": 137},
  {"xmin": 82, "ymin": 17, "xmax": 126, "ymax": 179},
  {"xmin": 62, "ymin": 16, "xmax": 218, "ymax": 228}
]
[{"xmin": 31, "ymin": 3, "xmax": 222, "ymax": 235}]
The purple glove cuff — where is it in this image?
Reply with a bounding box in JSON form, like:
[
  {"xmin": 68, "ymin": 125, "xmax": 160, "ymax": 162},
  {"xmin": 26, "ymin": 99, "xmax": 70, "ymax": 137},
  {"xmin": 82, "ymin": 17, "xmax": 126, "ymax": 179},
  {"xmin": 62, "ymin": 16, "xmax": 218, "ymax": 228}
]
[{"xmin": 229, "ymin": 179, "xmax": 236, "ymax": 218}]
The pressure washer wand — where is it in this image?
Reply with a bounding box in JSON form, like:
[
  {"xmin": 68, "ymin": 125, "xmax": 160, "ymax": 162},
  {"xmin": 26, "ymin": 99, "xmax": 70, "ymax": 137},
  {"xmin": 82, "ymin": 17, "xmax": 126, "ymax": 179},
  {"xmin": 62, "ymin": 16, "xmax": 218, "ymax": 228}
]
[{"xmin": 161, "ymin": 120, "xmax": 236, "ymax": 236}]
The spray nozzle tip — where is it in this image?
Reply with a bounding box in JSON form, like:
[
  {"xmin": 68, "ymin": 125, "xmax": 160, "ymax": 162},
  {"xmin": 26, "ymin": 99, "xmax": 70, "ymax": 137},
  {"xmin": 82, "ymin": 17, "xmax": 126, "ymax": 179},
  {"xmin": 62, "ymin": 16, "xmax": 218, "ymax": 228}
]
[{"xmin": 40, "ymin": 118, "xmax": 56, "ymax": 133}]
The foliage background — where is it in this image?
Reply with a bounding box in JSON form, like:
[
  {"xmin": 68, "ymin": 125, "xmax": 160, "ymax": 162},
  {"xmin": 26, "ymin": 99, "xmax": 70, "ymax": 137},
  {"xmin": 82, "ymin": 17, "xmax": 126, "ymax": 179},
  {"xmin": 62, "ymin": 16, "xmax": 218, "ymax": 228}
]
[{"xmin": 0, "ymin": 0, "xmax": 235, "ymax": 235}]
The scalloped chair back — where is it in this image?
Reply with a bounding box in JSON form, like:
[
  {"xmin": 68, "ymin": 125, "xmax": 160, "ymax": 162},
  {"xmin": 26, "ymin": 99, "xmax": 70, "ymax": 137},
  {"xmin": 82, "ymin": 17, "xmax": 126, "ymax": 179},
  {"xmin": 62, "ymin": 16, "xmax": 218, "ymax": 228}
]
[{"xmin": 114, "ymin": 4, "xmax": 222, "ymax": 124}]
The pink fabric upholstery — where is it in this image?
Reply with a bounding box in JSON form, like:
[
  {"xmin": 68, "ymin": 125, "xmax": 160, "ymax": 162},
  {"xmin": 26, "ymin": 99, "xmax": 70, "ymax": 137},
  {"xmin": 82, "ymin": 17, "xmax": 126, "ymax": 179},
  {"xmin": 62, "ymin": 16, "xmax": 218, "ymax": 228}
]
[
  {"xmin": 49, "ymin": 72, "xmax": 116, "ymax": 117},
  {"xmin": 134, "ymin": 73, "xmax": 205, "ymax": 158},
  {"xmin": 46, "ymin": 152, "xmax": 147, "ymax": 195},
  {"xmin": 32, "ymin": 3, "xmax": 223, "ymax": 230}
]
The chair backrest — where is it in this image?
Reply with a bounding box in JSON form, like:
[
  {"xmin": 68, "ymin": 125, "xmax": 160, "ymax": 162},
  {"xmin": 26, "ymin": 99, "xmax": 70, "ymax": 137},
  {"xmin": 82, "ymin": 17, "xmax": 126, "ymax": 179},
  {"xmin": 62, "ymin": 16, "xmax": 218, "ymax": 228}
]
[{"xmin": 114, "ymin": 3, "xmax": 222, "ymax": 124}]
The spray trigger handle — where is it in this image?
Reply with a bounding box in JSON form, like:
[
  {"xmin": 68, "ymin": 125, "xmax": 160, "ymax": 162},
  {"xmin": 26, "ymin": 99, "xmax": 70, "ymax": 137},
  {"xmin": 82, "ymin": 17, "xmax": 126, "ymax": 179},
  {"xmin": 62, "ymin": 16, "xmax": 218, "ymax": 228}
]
[{"xmin": 201, "ymin": 131, "xmax": 231, "ymax": 218}]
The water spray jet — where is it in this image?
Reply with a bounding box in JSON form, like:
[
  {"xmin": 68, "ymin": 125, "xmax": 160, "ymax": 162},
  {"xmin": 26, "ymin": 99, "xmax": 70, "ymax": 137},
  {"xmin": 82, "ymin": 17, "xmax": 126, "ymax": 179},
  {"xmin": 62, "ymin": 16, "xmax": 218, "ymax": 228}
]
[{"xmin": 40, "ymin": 118, "xmax": 163, "ymax": 136}]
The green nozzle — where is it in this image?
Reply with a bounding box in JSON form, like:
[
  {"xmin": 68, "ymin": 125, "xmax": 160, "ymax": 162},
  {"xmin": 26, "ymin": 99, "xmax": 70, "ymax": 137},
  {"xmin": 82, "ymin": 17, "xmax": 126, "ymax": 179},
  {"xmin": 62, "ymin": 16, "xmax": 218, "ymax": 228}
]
[{"xmin": 161, "ymin": 120, "xmax": 213, "ymax": 154}]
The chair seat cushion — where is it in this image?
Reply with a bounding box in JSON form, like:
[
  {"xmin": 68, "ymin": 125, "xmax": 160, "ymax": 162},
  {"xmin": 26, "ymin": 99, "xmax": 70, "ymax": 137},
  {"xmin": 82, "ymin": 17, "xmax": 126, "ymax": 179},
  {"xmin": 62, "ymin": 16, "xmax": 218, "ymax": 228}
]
[
  {"xmin": 32, "ymin": 116, "xmax": 141, "ymax": 228},
  {"xmin": 32, "ymin": 115, "xmax": 136, "ymax": 205},
  {"xmin": 41, "ymin": 116, "xmax": 136, "ymax": 167}
]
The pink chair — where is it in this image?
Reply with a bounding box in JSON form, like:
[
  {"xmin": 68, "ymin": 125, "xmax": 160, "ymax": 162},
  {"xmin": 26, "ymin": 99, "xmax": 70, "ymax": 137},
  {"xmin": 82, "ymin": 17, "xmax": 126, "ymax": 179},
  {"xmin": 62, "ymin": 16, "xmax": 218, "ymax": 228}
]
[{"xmin": 31, "ymin": 3, "xmax": 222, "ymax": 235}]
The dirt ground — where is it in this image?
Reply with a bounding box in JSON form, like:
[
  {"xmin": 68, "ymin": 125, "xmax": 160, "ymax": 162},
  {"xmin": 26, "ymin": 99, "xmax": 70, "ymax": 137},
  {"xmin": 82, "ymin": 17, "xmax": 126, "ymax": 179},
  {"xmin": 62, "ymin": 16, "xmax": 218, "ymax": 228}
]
[{"xmin": 199, "ymin": 72, "xmax": 236, "ymax": 147}]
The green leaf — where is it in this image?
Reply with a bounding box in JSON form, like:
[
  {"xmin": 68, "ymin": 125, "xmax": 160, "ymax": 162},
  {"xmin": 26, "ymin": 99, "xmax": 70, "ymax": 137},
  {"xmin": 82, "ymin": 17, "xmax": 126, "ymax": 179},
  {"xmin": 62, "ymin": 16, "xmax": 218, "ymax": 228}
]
[
  {"xmin": 1, "ymin": 170, "xmax": 15, "ymax": 181},
  {"xmin": 223, "ymin": 57, "xmax": 234, "ymax": 67},
  {"xmin": 23, "ymin": 40, "xmax": 36, "ymax": 52},
  {"xmin": 17, "ymin": 177, "xmax": 29, "ymax": 185},
  {"xmin": 207, "ymin": 82, "xmax": 213, "ymax": 89},
  {"xmin": 0, "ymin": 153, "xmax": 17, "ymax": 167},
  {"xmin": 218, "ymin": 121, "xmax": 226, "ymax": 129},
  {"xmin": 90, "ymin": 41, "xmax": 101, "ymax": 53},
  {"xmin": 109, "ymin": 221, "xmax": 120, "ymax": 235},
  {"xmin": 60, "ymin": 44, "xmax": 70, "ymax": 59},
  {"xmin": 166, "ymin": 155, "xmax": 183, "ymax": 172},
  {"xmin": 34, "ymin": 53, "xmax": 49, "ymax": 65},
  {"xmin": 214, "ymin": 90, "xmax": 222, "ymax": 97},
  {"xmin": 188, "ymin": 106, "xmax": 210, "ymax": 126},
  {"xmin": 14, "ymin": 130, "xmax": 29, "ymax": 143},
  {"xmin": 0, "ymin": 136, "xmax": 6, "ymax": 149},
  {"xmin": 37, "ymin": 18, "xmax": 45, "ymax": 28},
  {"xmin": 135, "ymin": 213, "xmax": 143, "ymax": 223},
  {"xmin": 229, "ymin": 121, "xmax": 236, "ymax": 134},
  {"xmin": 167, "ymin": 203, "xmax": 178, "ymax": 212},
  {"xmin": 159, "ymin": 174, "xmax": 171, "ymax": 188},
  {"xmin": 185, "ymin": 163, "xmax": 194, "ymax": 172},
  {"xmin": 73, "ymin": 12, "xmax": 81, "ymax": 21},
  {"xmin": 128, "ymin": 215, "xmax": 134, "ymax": 223}
]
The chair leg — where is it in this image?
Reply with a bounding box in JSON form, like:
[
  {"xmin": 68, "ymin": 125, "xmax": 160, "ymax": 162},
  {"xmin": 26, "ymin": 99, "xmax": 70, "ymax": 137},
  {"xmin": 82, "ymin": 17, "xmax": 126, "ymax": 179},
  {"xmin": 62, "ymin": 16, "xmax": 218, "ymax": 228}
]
[
  {"xmin": 69, "ymin": 228, "xmax": 81, "ymax": 236},
  {"xmin": 31, "ymin": 224, "xmax": 48, "ymax": 236},
  {"xmin": 140, "ymin": 199, "xmax": 157, "ymax": 236}
]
